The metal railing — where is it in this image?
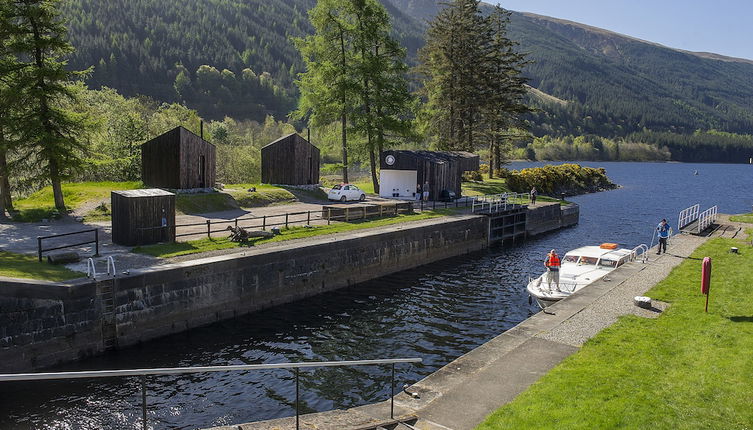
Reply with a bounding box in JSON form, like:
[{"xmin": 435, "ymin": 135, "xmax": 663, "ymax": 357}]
[
  {"xmin": 678, "ymin": 204, "xmax": 700, "ymax": 230},
  {"xmin": 698, "ymin": 205, "xmax": 718, "ymax": 233},
  {"xmin": 0, "ymin": 358, "xmax": 422, "ymax": 430},
  {"xmin": 471, "ymin": 192, "xmax": 529, "ymax": 213},
  {"xmin": 37, "ymin": 228, "xmax": 99, "ymax": 262},
  {"xmin": 85, "ymin": 256, "xmax": 117, "ymax": 280}
]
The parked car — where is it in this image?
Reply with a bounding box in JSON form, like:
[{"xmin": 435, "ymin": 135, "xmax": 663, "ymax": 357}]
[{"xmin": 328, "ymin": 184, "xmax": 366, "ymax": 202}]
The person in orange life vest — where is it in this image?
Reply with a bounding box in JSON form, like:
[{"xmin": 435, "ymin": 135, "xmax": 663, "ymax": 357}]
[{"xmin": 545, "ymin": 249, "xmax": 561, "ymax": 291}]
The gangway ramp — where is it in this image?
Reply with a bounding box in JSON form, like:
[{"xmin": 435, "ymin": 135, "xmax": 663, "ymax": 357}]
[{"xmin": 679, "ymin": 204, "xmax": 718, "ymax": 235}]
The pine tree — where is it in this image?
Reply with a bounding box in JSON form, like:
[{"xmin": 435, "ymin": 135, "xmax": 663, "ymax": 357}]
[
  {"xmin": 3, "ymin": 0, "xmax": 90, "ymax": 212},
  {"xmin": 293, "ymin": 0, "xmax": 359, "ymax": 183}
]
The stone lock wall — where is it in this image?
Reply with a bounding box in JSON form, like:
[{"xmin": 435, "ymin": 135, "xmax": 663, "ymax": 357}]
[{"xmin": 0, "ymin": 215, "xmax": 489, "ymax": 372}]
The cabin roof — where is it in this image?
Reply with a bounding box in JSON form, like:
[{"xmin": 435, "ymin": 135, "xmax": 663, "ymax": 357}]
[
  {"xmin": 564, "ymin": 246, "xmax": 633, "ymax": 259},
  {"xmin": 261, "ymin": 133, "xmax": 318, "ymax": 150}
]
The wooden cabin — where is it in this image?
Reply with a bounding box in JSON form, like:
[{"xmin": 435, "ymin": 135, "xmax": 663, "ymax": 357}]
[
  {"xmin": 141, "ymin": 126, "xmax": 216, "ymax": 189},
  {"xmin": 261, "ymin": 133, "xmax": 320, "ymax": 185},
  {"xmin": 379, "ymin": 150, "xmax": 480, "ymax": 200},
  {"xmin": 111, "ymin": 189, "xmax": 176, "ymax": 246}
]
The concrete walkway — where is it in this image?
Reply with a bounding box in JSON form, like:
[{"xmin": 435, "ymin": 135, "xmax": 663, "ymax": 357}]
[{"xmin": 207, "ymin": 225, "xmax": 731, "ymax": 430}]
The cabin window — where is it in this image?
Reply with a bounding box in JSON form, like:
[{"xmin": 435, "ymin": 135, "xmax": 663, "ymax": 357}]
[
  {"xmin": 599, "ymin": 259, "xmax": 617, "ymax": 268},
  {"xmin": 564, "ymin": 255, "xmax": 579, "ymax": 263},
  {"xmin": 579, "ymin": 257, "xmax": 598, "ymax": 266}
]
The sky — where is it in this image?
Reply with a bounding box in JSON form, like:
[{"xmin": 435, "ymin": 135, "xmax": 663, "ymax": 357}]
[{"xmin": 496, "ymin": 0, "xmax": 753, "ymax": 60}]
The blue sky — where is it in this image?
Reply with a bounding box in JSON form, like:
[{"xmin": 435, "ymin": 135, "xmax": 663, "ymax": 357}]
[{"xmin": 496, "ymin": 0, "xmax": 753, "ymax": 60}]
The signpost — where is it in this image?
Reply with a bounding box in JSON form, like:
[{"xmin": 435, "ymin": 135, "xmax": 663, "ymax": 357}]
[{"xmin": 701, "ymin": 257, "xmax": 711, "ymax": 312}]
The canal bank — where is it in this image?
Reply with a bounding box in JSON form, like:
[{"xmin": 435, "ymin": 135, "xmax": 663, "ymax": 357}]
[
  {"xmin": 0, "ymin": 203, "xmax": 577, "ymax": 373},
  {"xmin": 208, "ymin": 229, "xmax": 715, "ymax": 430}
]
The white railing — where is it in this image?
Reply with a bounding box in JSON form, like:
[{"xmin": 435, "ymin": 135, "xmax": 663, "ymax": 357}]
[
  {"xmin": 631, "ymin": 244, "xmax": 649, "ymax": 263},
  {"xmin": 471, "ymin": 192, "xmax": 529, "ymax": 213},
  {"xmin": 698, "ymin": 206, "xmax": 718, "ymax": 233},
  {"xmin": 86, "ymin": 256, "xmax": 117, "ymax": 280},
  {"xmin": 678, "ymin": 204, "xmax": 700, "ymax": 230},
  {"xmin": 0, "ymin": 358, "xmax": 422, "ymax": 430}
]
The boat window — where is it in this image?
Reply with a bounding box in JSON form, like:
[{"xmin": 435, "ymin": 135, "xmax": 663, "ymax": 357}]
[
  {"xmin": 564, "ymin": 255, "xmax": 579, "ymax": 263},
  {"xmin": 579, "ymin": 257, "xmax": 598, "ymax": 266},
  {"xmin": 599, "ymin": 259, "xmax": 617, "ymax": 268}
]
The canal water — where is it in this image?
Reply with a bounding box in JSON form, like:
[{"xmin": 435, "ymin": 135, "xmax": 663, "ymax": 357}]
[{"xmin": 1, "ymin": 162, "xmax": 751, "ymax": 429}]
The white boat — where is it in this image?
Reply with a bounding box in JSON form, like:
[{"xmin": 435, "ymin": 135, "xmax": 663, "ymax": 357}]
[{"xmin": 526, "ymin": 243, "xmax": 648, "ymax": 308}]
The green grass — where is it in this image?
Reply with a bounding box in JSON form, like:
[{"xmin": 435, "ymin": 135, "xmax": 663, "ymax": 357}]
[
  {"xmin": 0, "ymin": 251, "xmax": 84, "ymax": 281},
  {"xmin": 134, "ymin": 209, "xmax": 456, "ymax": 258},
  {"xmin": 477, "ymin": 238, "xmax": 753, "ymax": 430},
  {"xmin": 729, "ymin": 213, "xmax": 753, "ymax": 224},
  {"xmin": 224, "ymin": 184, "xmax": 296, "ymax": 208},
  {"xmin": 83, "ymin": 202, "xmax": 112, "ymax": 222},
  {"xmin": 12, "ymin": 181, "xmax": 141, "ymax": 222},
  {"xmin": 462, "ymin": 175, "xmax": 567, "ymax": 204},
  {"xmin": 175, "ymin": 192, "xmax": 239, "ymax": 214}
]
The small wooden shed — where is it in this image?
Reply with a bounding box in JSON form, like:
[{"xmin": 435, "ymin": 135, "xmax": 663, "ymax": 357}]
[
  {"xmin": 379, "ymin": 150, "xmax": 480, "ymax": 200},
  {"xmin": 261, "ymin": 133, "xmax": 320, "ymax": 185},
  {"xmin": 141, "ymin": 126, "xmax": 216, "ymax": 189},
  {"xmin": 111, "ymin": 189, "xmax": 176, "ymax": 246}
]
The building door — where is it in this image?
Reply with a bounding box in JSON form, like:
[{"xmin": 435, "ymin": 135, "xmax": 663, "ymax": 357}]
[{"xmin": 199, "ymin": 155, "xmax": 206, "ymax": 188}]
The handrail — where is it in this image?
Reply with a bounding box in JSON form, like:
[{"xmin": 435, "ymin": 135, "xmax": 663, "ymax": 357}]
[
  {"xmin": 678, "ymin": 204, "xmax": 700, "ymax": 230},
  {"xmin": 698, "ymin": 205, "xmax": 718, "ymax": 233},
  {"xmin": 0, "ymin": 358, "xmax": 423, "ymax": 430},
  {"xmin": 86, "ymin": 258, "xmax": 97, "ymax": 279},
  {"xmin": 106, "ymin": 256, "xmax": 116, "ymax": 277},
  {"xmin": 37, "ymin": 228, "xmax": 99, "ymax": 262}
]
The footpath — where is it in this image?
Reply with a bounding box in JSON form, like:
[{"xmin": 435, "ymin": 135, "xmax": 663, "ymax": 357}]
[{"xmin": 206, "ymin": 223, "xmax": 739, "ymax": 430}]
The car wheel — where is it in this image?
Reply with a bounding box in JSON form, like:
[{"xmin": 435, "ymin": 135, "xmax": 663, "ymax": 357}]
[
  {"xmin": 340, "ymin": 196, "xmax": 347, "ymax": 202},
  {"xmin": 359, "ymin": 194, "xmax": 366, "ymax": 201}
]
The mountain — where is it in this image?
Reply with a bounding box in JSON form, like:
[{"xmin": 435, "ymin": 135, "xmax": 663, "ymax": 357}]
[{"xmin": 59, "ymin": 0, "xmax": 753, "ymax": 139}]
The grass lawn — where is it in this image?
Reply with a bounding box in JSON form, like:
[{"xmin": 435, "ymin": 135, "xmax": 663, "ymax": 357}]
[
  {"xmin": 225, "ymin": 183, "xmax": 297, "ymax": 208},
  {"xmin": 134, "ymin": 209, "xmax": 457, "ymax": 258},
  {"xmin": 462, "ymin": 175, "xmax": 567, "ymax": 205},
  {"xmin": 0, "ymin": 251, "xmax": 84, "ymax": 281},
  {"xmin": 477, "ymin": 237, "xmax": 753, "ymax": 429},
  {"xmin": 729, "ymin": 213, "xmax": 753, "ymax": 224},
  {"xmin": 12, "ymin": 181, "xmax": 141, "ymax": 222}
]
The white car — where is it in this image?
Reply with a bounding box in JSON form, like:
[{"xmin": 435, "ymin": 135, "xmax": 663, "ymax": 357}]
[{"xmin": 328, "ymin": 184, "xmax": 366, "ymax": 202}]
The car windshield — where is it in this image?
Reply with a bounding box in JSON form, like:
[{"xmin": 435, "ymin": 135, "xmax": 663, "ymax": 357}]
[
  {"xmin": 332, "ymin": 185, "xmax": 342, "ymax": 190},
  {"xmin": 564, "ymin": 255, "xmax": 579, "ymax": 263}
]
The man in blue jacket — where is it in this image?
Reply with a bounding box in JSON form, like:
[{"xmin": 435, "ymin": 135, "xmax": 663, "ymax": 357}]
[{"xmin": 657, "ymin": 219, "xmax": 671, "ymax": 254}]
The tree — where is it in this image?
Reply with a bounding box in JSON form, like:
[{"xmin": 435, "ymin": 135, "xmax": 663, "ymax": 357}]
[
  {"xmin": 293, "ymin": 0, "xmax": 359, "ymax": 183},
  {"xmin": 417, "ymin": 1, "xmax": 530, "ymax": 162},
  {"xmin": 0, "ymin": 6, "xmax": 16, "ymax": 218},
  {"xmin": 3, "ymin": 0, "xmax": 90, "ymax": 212}
]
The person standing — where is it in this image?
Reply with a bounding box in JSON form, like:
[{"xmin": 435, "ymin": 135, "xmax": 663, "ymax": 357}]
[
  {"xmin": 545, "ymin": 249, "xmax": 561, "ymax": 291},
  {"xmin": 415, "ymin": 183, "xmax": 422, "ymax": 201},
  {"xmin": 423, "ymin": 181, "xmax": 430, "ymax": 201},
  {"xmin": 656, "ymin": 219, "xmax": 671, "ymax": 254},
  {"xmin": 530, "ymin": 187, "xmax": 537, "ymax": 205}
]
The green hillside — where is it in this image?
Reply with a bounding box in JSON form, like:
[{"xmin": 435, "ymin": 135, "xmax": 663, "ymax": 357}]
[{"xmin": 58, "ymin": 0, "xmax": 753, "ymax": 160}]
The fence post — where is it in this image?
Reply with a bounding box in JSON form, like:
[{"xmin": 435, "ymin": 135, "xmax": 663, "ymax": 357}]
[
  {"xmin": 363, "ymin": 206, "xmax": 366, "ymax": 220},
  {"xmin": 380, "ymin": 205, "xmax": 383, "ymax": 218},
  {"xmin": 390, "ymin": 363, "xmax": 395, "ymax": 419},
  {"xmin": 262, "ymin": 216, "xmax": 266, "ymax": 230},
  {"xmin": 328, "ymin": 208, "xmax": 331, "ymax": 225},
  {"xmin": 95, "ymin": 229, "xmax": 99, "ymax": 256},
  {"xmin": 206, "ymin": 220, "xmax": 211, "ymax": 238},
  {"xmin": 141, "ymin": 376, "xmax": 147, "ymax": 430},
  {"xmin": 420, "ymin": 199, "xmax": 423, "ymax": 212},
  {"xmin": 346, "ymin": 207, "xmax": 350, "ymax": 222},
  {"xmin": 307, "ymin": 211, "xmax": 311, "ymax": 225},
  {"xmin": 433, "ymin": 200, "xmax": 436, "ymax": 210},
  {"xmin": 285, "ymin": 213, "xmax": 289, "ymax": 229},
  {"xmin": 235, "ymin": 218, "xmax": 238, "ymax": 228},
  {"xmin": 295, "ymin": 367, "xmax": 300, "ymax": 430},
  {"xmin": 37, "ymin": 237, "xmax": 42, "ymax": 262}
]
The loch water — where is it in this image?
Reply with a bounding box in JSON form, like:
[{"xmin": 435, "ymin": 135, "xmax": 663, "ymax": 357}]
[{"xmin": 1, "ymin": 162, "xmax": 751, "ymax": 429}]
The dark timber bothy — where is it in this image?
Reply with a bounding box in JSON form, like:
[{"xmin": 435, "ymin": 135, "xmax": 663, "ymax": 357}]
[
  {"xmin": 261, "ymin": 133, "xmax": 320, "ymax": 185},
  {"xmin": 111, "ymin": 189, "xmax": 176, "ymax": 246},
  {"xmin": 379, "ymin": 150, "xmax": 479, "ymax": 200},
  {"xmin": 141, "ymin": 126, "xmax": 216, "ymax": 189}
]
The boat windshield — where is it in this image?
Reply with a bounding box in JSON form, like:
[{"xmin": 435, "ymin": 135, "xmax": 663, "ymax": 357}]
[
  {"xmin": 599, "ymin": 259, "xmax": 617, "ymax": 268},
  {"xmin": 578, "ymin": 256, "xmax": 598, "ymax": 266},
  {"xmin": 563, "ymin": 255, "xmax": 579, "ymax": 263}
]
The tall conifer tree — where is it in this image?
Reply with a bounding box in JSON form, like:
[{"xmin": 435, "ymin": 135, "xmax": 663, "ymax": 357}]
[{"xmin": 3, "ymin": 0, "xmax": 89, "ymax": 212}]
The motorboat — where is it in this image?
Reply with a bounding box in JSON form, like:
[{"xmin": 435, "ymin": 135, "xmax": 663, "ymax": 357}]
[{"xmin": 526, "ymin": 243, "xmax": 648, "ymax": 308}]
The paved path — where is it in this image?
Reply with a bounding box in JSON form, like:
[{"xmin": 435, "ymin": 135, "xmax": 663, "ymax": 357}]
[{"xmin": 207, "ymin": 225, "xmax": 730, "ymax": 430}]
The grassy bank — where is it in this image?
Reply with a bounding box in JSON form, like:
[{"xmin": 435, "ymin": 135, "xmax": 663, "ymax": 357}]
[
  {"xmin": 478, "ymin": 237, "xmax": 753, "ymax": 429},
  {"xmin": 462, "ymin": 176, "xmax": 567, "ymax": 204},
  {"xmin": 134, "ymin": 209, "xmax": 456, "ymax": 258},
  {"xmin": 729, "ymin": 213, "xmax": 753, "ymax": 224},
  {"xmin": 12, "ymin": 181, "xmax": 141, "ymax": 222},
  {"xmin": 0, "ymin": 251, "xmax": 84, "ymax": 281}
]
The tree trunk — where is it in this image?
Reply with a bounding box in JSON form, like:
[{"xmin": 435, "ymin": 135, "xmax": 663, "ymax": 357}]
[
  {"xmin": 0, "ymin": 147, "xmax": 8, "ymax": 219},
  {"xmin": 488, "ymin": 139, "xmax": 495, "ymax": 179},
  {"xmin": 339, "ymin": 27, "xmax": 349, "ymax": 184},
  {"xmin": 494, "ymin": 138, "xmax": 502, "ymax": 171},
  {"xmin": 49, "ymin": 158, "xmax": 66, "ymax": 212}
]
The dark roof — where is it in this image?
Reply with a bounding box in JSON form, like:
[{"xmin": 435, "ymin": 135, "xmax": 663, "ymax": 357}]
[
  {"xmin": 261, "ymin": 133, "xmax": 319, "ymax": 150},
  {"xmin": 142, "ymin": 126, "xmax": 215, "ymax": 149},
  {"xmin": 389, "ymin": 150, "xmax": 478, "ymax": 163}
]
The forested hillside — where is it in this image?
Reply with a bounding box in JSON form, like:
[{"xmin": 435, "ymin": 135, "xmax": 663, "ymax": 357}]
[{"xmin": 59, "ymin": 0, "xmax": 423, "ymax": 121}]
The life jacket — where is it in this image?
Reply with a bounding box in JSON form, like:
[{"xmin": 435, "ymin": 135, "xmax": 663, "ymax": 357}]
[{"xmin": 546, "ymin": 254, "xmax": 561, "ymax": 269}]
